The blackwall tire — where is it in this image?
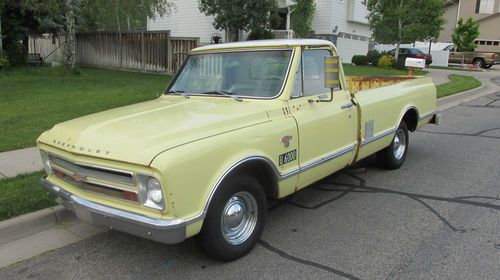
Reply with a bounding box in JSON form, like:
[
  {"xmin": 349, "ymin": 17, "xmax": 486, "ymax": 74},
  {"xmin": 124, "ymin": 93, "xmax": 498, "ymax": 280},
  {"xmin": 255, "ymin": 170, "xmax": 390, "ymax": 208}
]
[
  {"xmin": 196, "ymin": 173, "xmax": 266, "ymax": 261},
  {"xmin": 377, "ymin": 121, "xmax": 409, "ymax": 170}
]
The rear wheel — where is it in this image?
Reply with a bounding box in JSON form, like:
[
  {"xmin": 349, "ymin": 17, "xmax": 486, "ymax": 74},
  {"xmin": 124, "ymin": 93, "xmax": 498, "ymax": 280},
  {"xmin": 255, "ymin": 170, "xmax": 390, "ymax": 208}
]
[
  {"xmin": 377, "ymin": 121, "xmax": 409, "ymax": 170},
  {"xmin": 196, "ymin": 173, "xmax": 266, "ymax": 261},
  {"xmin": 473, "ymin": 58, "xmax": 485, "ymax": 68}
]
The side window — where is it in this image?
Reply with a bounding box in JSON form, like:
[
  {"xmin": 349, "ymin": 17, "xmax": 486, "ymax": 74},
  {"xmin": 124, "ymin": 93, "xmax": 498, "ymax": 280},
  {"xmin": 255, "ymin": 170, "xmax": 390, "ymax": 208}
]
[{"xmin": 302, "ymin": 49, "xmax": 331, "ymax": 96}]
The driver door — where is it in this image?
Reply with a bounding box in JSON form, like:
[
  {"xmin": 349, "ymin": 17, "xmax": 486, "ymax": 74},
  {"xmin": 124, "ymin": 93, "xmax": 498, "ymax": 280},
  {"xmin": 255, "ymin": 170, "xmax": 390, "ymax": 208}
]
[{"xmin": 288, "ymin": 48, "xmax": 357, "ymax": 189}]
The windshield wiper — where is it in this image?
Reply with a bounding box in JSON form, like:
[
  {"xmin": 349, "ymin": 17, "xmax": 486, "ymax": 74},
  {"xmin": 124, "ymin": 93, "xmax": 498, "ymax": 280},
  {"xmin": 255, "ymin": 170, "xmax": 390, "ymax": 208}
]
[
  {"xmin": 165, "ymin": 90, "xmax": 190, "ymax": 98},
  {"xmin": 200, "ymin": 90, "xmax": 243, "ymax": 102}
]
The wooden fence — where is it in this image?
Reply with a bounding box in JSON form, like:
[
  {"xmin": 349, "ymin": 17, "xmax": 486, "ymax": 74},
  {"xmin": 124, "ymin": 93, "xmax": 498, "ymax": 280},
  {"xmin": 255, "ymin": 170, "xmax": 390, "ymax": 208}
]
[{"xmin": 29, "ymin": 31, "xmax": 199, "ymax": 74}]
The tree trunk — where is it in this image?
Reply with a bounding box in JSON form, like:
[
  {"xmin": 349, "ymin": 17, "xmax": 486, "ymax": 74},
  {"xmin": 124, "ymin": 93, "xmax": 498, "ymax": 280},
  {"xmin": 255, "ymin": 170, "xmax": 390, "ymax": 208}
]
[
  {"xmin": 64, "ymin": 0, "xmax": 76, "ymax": 70},
  {"xmin": 115, "ymin": 7, "xmax": 121, "ymax": 32},
  {"xmin": 0, "ymin": 16, "xmax": 3, "ymax": 58},
  {"xmin": 127, "ymin": 17, "xmax": 131, "ymax": 32}
]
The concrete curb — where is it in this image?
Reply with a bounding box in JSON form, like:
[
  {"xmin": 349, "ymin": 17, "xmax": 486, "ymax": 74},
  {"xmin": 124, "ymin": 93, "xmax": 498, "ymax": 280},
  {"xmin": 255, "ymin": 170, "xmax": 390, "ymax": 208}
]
[
  {"xmin": 0, "ymin": 205, "xmax": 75, "ymax": 246},
  {"xmin": 437, "ymin": 78, "xmax": 499, "ymax": 111}
]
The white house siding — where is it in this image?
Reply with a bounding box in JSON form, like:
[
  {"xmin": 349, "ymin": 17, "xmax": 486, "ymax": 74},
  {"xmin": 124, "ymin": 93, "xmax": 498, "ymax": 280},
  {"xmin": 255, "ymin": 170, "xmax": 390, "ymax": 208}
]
[
  {"xmin": 147, "ymin": 0, "xmax": 225, "ymax": 44},
  {"xmin": 312, "ymin": 0, "xmax": 371, "ymax": 62},
  {"xmin": 336, "ymin": 36, "xmax": 369, "ymax": 63}
]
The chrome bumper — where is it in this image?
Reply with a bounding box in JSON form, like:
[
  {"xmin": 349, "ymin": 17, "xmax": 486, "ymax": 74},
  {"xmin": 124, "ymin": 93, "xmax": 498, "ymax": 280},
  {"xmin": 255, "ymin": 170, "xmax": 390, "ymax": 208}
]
[{"xmin": 41, "ymin": 177, "xmax": 186, "ymax": 244}]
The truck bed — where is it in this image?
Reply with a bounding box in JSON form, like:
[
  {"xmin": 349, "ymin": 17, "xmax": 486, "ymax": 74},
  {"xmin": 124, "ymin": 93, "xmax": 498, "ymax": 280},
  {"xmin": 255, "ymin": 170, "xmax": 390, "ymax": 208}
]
[{"xmin": 347, "ymin": 75, "xmax": 421, "ymax": 94}]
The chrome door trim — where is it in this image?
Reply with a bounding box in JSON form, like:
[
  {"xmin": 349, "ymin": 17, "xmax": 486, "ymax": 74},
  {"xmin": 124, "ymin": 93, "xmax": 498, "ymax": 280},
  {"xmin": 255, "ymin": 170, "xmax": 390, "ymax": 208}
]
[{"xmin": 361, "ymin": 127, "xmax": 398, "ymax": 147}]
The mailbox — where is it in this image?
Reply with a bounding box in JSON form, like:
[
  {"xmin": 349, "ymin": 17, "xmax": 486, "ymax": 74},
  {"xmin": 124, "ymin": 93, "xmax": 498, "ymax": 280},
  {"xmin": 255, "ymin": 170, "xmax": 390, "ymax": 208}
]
[{"xmin": 405, "ymin": 58, "xmax": 426, "ymax": 69}]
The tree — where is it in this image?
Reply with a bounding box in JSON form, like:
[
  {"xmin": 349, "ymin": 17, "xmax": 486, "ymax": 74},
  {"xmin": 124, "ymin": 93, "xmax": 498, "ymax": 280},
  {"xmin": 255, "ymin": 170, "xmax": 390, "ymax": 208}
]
[
  {"xmin": 452, "ymin": 17, "xmax": 480, "ymax": 52},
  {"xmin": 367, "ymin": 0, "xmax": 444, "ymax": 60},
  {"xmin": 78, "ymin": 0, "xmax": 174, "ymax": 32},
  {"xmin": 199, "ymin": 0, "xmax": 276, "ymax": 42},
  {"xmin": 0, "ymin": 0, "xmax": 65, "ymax": 65},
  {"xmin": 290, "ymin": 0, "xmax": 315, "ymax": 38},
  {"xmin": 63, "ymin": 0, "xmax": 76, "ymax": 71}
]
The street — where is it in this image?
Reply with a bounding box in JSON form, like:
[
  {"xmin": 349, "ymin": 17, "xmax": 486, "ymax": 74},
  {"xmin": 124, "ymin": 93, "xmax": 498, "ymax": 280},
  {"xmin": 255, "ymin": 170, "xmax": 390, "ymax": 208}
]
[{"xmin": 1, "ymin": 78, "xmax": 499, "ymax": 280}]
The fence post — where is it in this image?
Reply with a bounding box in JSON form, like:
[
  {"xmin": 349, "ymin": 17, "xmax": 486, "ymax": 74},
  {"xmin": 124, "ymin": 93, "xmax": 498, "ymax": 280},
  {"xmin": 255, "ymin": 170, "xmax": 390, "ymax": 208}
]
[
  {"xmin": 141, "ymin": 31, "xmax": 145, "ymax": 71},
  {"xmin": 167, "ymin": 38, "xmax": 172, "ymax": 74},
  {"xmin": 119, "ymin": 31, "xmax": 122, "ymax": 68}
]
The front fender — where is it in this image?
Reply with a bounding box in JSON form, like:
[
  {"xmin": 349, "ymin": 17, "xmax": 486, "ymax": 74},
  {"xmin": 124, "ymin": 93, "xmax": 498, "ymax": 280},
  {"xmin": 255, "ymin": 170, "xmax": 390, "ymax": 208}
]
[{"xmin": 150, "ymin": 116, "xmax": 298, "ymax": 238}]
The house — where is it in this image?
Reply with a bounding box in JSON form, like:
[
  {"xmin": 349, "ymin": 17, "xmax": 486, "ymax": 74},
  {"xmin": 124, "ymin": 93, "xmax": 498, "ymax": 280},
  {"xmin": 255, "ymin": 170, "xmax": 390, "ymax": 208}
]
[
  {"xmin": 147, "ymin": 0, "xmax": 372, "ymax": 63},
  {"xmin": 438, "ymin": 0, "xmax": 500, "ymax": 52}
]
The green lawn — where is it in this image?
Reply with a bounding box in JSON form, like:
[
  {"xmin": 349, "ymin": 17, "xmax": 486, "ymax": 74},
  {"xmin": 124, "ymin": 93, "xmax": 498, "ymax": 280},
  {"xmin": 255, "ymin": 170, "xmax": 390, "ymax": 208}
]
[
  {"xmin": 428, "ymin": 65, "xmax": 481, "ymax": 72},
  {"xmin": 0, "ymin": 66, "xmax": 170, "ymax": 152},
  {"xmin": 0, "ymin": 171, "xmax": 56, "ymax": 221},
  {"xmin": 343, "ymin": 64, "xmax": 428, "ymax": 76},
  {"xmin": 436, "ymin": 74, "xmax": 482, "ymax": 98}
]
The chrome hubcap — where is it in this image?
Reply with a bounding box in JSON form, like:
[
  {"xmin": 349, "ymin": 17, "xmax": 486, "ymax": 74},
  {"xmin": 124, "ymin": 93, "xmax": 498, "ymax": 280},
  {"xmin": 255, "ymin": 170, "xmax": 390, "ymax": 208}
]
[
  {"xmin": 221, "ymin": 191, "xmax": 258, "ymax": 245},
  {"xmin": 393, "ymin": 129, "xmax": 406, "ymax": 160}
]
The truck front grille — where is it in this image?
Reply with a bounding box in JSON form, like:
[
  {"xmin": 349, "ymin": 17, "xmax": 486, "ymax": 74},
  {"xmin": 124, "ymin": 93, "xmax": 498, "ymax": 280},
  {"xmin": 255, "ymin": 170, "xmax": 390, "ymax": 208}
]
[{"xmin": 48, "ymin": 154, "xmax": 138, "ymax": 202}]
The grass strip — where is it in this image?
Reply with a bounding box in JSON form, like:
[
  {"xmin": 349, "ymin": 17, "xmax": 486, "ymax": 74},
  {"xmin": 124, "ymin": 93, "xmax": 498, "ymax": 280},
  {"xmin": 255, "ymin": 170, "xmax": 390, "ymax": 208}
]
[
  {"xmin": 436, "ymin": 74, "xmax": 482, "ymax": 98},
  {"xmin": 0, "ymin": 171, "xmax": 55, "ymax": 222}
]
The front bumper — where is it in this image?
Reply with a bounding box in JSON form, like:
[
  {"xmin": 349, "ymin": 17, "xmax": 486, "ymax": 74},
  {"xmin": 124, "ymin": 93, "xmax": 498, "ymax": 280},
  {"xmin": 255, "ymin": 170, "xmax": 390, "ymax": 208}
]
[{"xmin": 41, "ymin": 177, "xmax": 187, "ymax": 244}]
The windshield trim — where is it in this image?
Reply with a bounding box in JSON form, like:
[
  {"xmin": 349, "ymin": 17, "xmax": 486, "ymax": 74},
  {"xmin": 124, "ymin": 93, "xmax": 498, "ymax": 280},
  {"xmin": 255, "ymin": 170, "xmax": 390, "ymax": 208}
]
[{"xmin": 165, "ymin": 48, "xmax": 296, "ymax": 100}]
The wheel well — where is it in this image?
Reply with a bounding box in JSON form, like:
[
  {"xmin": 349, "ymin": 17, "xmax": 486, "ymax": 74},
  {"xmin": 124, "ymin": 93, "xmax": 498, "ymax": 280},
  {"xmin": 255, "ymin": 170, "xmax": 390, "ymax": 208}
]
[
  {"xmin": 226, "ymin": 160, "xmax": 279, "ymax": 199},
  {"xmin": 402, "ymin": 108, "xmax": 418, "ymax": 132}
]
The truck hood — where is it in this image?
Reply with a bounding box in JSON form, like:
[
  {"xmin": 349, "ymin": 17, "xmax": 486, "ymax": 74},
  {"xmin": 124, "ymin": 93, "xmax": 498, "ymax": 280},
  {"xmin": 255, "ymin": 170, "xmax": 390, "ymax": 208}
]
[{"xmin": 37, "ymin": 97, "xmax": 272, "ymax": 165}]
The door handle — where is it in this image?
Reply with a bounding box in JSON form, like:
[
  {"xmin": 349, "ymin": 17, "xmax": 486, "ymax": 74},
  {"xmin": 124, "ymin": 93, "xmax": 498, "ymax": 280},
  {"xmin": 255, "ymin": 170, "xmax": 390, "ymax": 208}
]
[{"xmin": 341, "ymin": 102, "xmax": 354, "ymax": 109}]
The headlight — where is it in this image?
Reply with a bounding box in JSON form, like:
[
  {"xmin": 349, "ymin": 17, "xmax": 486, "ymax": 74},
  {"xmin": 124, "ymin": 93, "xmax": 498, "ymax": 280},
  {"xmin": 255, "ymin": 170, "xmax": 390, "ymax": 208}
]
[
  {"xmin": 147, "ymin": 177, "xmax": 163, "ymax": 204},
  {"xmin": 39, "ymin": 150, "xmax": 53, "ymax": 175},
  {"xmin": 138, "ymin": 175, "xmax": 164, "ymax": 210}
]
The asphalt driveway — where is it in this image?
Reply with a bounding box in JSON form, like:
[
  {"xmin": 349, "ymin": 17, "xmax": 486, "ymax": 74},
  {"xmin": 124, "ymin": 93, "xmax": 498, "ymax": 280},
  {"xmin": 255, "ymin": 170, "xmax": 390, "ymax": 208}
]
[{"xmin": 1, "ymin": 82, "xmax": 499, "ymax": 280}]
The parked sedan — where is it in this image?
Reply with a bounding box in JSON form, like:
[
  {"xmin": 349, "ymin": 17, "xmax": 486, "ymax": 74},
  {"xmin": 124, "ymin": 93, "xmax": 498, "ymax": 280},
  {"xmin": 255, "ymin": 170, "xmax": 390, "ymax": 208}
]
[{"xmin": 389, "ymin": 48, "xmax": 433, "ymax": 65}]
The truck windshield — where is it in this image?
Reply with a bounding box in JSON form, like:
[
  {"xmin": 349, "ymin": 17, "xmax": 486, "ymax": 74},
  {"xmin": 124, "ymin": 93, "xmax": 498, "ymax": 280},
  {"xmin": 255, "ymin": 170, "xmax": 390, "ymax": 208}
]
[{"xmin": 167, "ymin": 50, "xmax": 293, "ymax": 99}]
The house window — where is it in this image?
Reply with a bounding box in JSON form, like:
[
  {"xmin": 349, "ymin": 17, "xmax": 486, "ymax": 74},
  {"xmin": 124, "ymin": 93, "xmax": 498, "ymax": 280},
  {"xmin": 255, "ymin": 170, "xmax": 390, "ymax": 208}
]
[
  {"xmin": 476, "ymin": 0, "xmax": 494, "ymax": 13},
  {"xmin": 494, "ymin": 41, "xmax": 499, "ymax": 46}
]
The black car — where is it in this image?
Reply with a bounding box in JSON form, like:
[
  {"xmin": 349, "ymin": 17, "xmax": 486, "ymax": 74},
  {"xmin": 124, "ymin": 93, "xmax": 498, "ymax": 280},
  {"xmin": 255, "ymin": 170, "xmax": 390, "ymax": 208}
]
[{"xmin": 388, "ymin": 48, "xmax": 433, "ymax": 65}]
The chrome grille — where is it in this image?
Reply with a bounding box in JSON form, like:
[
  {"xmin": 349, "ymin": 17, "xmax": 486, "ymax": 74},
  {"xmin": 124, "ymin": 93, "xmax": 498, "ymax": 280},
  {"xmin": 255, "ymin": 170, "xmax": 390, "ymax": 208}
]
[{"xmin": 48, "ymin": 154, "xmax": 135, "ymax": 186}]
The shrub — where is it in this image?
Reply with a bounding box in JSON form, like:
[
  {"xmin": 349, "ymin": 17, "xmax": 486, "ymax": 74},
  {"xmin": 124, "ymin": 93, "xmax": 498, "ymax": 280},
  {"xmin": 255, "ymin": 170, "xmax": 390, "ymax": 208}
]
[
  {"xmin": 378, "ymin": 54, "xmax": 395, "ymax": 68},
  {"xmin": 0, "ymin": 57, "xmax": 9, "ymax": 70},
  {"xmin": 366, "ymin": 49, "xmax": 381, "ymax": 66},
  {"xmin": 351, "ymin": 55, "xmax": 368, "ymax": 65},
  {"xmin": 5, "ymin": 42, "xmax": 27, "ymax": 66},
  {"xmin": 248, "ymin": 28, "xmax": 275, "ymax": 40}
]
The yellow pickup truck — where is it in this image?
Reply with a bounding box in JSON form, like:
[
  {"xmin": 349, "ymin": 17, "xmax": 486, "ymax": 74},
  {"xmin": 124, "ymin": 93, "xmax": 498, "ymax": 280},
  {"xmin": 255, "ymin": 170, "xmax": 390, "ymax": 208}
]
[{"xmin": 38, "ymin": 39, "xmax": 439, "ymax": 261}]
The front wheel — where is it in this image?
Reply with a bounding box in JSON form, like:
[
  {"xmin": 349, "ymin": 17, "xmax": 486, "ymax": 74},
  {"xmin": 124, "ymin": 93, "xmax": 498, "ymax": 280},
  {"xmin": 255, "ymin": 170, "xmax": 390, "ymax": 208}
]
[
  {"xmin": 377, "ymin": 121, "xmax": 409, "ymax": 170},
  {"xmin": 196, "ymin": 174, "xmax": 266, "ymax": 261}
]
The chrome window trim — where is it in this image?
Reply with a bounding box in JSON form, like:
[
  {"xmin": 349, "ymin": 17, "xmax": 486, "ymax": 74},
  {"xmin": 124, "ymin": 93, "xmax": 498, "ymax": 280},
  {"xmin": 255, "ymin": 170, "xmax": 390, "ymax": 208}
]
[{"xmin": 165, "ymin": 48, "xmax": 296, "ymax": 100}]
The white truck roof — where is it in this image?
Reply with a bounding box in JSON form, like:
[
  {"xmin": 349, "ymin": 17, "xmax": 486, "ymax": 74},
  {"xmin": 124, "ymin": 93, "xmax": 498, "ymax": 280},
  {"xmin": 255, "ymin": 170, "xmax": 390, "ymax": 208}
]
[{"xmin": 192, "ymin": 39, "xmax": 335, "ymax": 52}]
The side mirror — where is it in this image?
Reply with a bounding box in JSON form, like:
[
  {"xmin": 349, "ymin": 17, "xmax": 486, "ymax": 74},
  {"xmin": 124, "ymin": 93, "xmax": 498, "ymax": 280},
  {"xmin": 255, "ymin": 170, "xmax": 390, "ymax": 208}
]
[{"xmin": 324, "ymin": 56, "xmax": 340, "ymax": 90}]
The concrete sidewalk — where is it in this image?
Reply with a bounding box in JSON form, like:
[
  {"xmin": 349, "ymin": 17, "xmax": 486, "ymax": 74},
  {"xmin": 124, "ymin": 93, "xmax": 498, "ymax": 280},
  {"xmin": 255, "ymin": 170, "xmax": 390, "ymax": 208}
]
[{"xmin": 0, "ymin": 147, "xmax": 43, "ymax": 178}]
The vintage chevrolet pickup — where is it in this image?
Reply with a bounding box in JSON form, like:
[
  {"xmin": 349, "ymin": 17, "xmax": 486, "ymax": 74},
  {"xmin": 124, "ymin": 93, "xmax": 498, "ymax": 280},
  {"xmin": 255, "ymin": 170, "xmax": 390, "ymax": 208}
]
[{"xmin": 38, "ymin": 39, "xmax": 439, "ymax": 261}]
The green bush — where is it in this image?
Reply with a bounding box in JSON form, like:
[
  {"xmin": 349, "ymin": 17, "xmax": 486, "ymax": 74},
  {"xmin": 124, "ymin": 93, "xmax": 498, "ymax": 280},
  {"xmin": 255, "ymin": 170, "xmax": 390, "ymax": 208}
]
[
  {"xmin": 5, "ymin": 42, "xmax": 27, "ymax": 66},
  {"xmin": 0, "ymin": 57, "xmax": 9, "ymax": 70},
  {"xmin": 378, "ymin": 54, "xmax": 395, "ymax": 68},
  {"xmin": 351, "ymin": 55, "xmax": 368, "ymax": 65},
  {"xmin": 248, "ymin": 28, "xmax": 275, "ymax": 40},
  {"xmin": 366, "ymin": 49, "xmax": 381, "ymax": 66}
]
